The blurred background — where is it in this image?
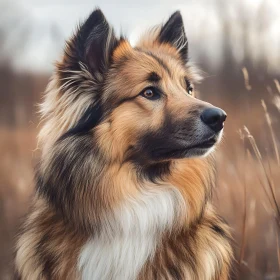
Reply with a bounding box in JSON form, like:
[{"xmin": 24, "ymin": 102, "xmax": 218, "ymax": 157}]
[{"xmin": 0, "ymin": 0, "xmax": 280, "ymax": 279}]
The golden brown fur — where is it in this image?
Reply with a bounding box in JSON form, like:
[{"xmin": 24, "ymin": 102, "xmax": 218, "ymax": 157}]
[
  {"xmin": 15, "ymin": 9, "xmax": 233, "ymax": 280},
  {"xmin": 16, "ymin": 198, "xmax": 86, "ymax": 280}
]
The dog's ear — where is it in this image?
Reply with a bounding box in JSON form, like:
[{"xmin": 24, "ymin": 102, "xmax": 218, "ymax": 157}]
[
  {"xmin": 158, "ymin": 11, "xmax": 188, "ymax": 63},
  {"xmin": 60, "ymin": 9, "xmax": 119, "ymax": 77}
]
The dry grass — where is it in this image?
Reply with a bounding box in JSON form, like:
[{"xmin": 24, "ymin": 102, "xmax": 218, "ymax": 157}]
[
  {"xmin": 0, "ymin": 84, "xmax": 280, "ymax": 279},
  {"xmin": 214, "ymin": 99, "xmax": 280, "ymax": 279},
  {"xmin": 0, "ymin": 127, "xmax": 37, "ymax": 279}
]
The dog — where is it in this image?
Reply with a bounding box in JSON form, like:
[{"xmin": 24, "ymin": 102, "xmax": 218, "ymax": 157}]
[{"xmin": 15, "ymin": 8, "xmax": 233, "ymax": 280}]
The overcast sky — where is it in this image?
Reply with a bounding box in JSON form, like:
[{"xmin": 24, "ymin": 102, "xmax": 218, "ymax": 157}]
[{"xmin": 1, "ymin": 0, "xmax": 279, "ymax": 73}]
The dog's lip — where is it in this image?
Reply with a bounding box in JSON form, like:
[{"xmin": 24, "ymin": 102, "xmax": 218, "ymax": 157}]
[
  {"xmin": 187, "ymin": 137, "xmax": 217, "ymax": 150},
  {"xmin": 151, "ymin": 136, "xmax": 217, "ymax": 158}
]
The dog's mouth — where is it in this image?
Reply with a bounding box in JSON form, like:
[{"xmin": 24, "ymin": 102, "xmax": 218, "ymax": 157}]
[
  {"xmin": 186, "ymin": 136, "xmax": 217, "ymax": 150},
  {"xmin": 150, "ymin": 135, "xmax": 218, "ymax": 160}
]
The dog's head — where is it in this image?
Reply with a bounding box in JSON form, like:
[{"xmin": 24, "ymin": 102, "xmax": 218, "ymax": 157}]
[
  {"xmin": 37, "ymin": 9, "xmax": 226, "ymax": 230},
  {"xmin": 41, "ymin": 9, "xmax": 226, "ymax": 165}
]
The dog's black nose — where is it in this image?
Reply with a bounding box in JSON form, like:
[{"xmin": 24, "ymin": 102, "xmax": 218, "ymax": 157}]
[{"xmin": 200, "ymin": 108, "xmax": 227, "ymax": 132}]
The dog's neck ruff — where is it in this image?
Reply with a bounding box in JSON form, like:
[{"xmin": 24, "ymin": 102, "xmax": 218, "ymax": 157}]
[{"xmin": 78, "ymin": 183, "xmax": 186, "ymax": 280}]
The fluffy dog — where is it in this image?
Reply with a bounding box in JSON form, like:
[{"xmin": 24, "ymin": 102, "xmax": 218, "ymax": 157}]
[{"xmin": 15, "ymin": 9, "xmax": 233, "ymax": 280}]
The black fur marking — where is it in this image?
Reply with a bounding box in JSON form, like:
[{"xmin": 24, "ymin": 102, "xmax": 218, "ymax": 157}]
[
  {"xmin": 59, "ymin": 102, "xmax": 102, "ymax": 140},
  {"xmin": 147, "ymin": 72, "xmax": 161, "ymax": 83},
  {"xmin": 139, "ymin": 162, "xmax": 171, "ymax": 183},
  {"xmin": 113, "ymin": 95, "xmax": 139, "ymax": 108},
  {"xmin": 185, "ymin": 77, "xmax": 192, "ymax": 89},
  {"xmin": 211, "ymin": 217, "xmax": 231, "ymax": 241},
  {"xmin": 168, "ymin": 266, "xmax": 183, "ymax": 280},
  {"xmin": 211, "ymin": 224, "xmax": 226, "ymax": 236},
  {"xmin": 146, "ymin": 51, "xmax": 172, "ymax": 77},
  {"xmin": 133, "ymin": 111, "xmax": 199, "ymax": 161},
  {"xmin": 36, "ymin": 135, "xmax": 99, "ymax": 232},
  {"xmin": 158, "ymin": 11, "xmax": 188, "ymax": 63}
]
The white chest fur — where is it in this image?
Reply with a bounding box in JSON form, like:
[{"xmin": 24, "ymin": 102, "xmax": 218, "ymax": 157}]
[{"xmin": 78, "ymin": 186, "xmax": 185, "ymax": 280}]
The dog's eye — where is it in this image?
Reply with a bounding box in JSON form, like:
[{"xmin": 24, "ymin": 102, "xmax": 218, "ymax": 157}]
[
  {"xmin": 185, "ymin": 79, "xmax": 193, "ymax": 95},
  {"xmin": 187, "ymin": 86, "xmax": 193, "ymax": 95},
  {"xmin": 140, "ymin": 88, "xmax": 160, "ymax": 100}
]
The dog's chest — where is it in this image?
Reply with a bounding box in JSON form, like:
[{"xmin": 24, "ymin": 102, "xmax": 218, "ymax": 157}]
[{"xmin": 78, "ymin": 187, "xmax": 184, "ymax": 280}]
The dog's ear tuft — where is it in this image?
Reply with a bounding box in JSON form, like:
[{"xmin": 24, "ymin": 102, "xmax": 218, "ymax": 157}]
[
  {"xmin": 61, "ymin": 9, "xmax": 119, "ymax": 77},
  {"xmin": 158, "ymin": 11, "xmax": 188, "ymax": 63}
]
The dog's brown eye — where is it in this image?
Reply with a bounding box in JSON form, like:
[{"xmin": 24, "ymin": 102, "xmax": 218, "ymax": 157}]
[
  {"xmin": 140, "ymin": 87, "xmax": 161, "ymax": 100},
  {"xmin": 144, "ymin": 89, "xmax": 154, "ymax": 98}
]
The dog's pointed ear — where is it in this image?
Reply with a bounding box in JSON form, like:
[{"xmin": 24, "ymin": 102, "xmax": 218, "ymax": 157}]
[
  {"xmin": 158, "ymin": 11, "xmax": 188, "ymax": 63},
  {"xmin": 61, "ymin": 9, "xmax": 119, "ymax": 77}
]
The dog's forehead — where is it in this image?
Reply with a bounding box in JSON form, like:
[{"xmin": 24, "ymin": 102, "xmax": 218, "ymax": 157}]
[{"xmin": 114, "ymin": 48, "xmax": 186, "ymax": 84}]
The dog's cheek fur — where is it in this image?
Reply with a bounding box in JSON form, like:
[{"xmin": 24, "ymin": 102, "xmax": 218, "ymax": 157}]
[{"xmin": 95, "ymin": 100, "xmax": 166, "ymax": 163}]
